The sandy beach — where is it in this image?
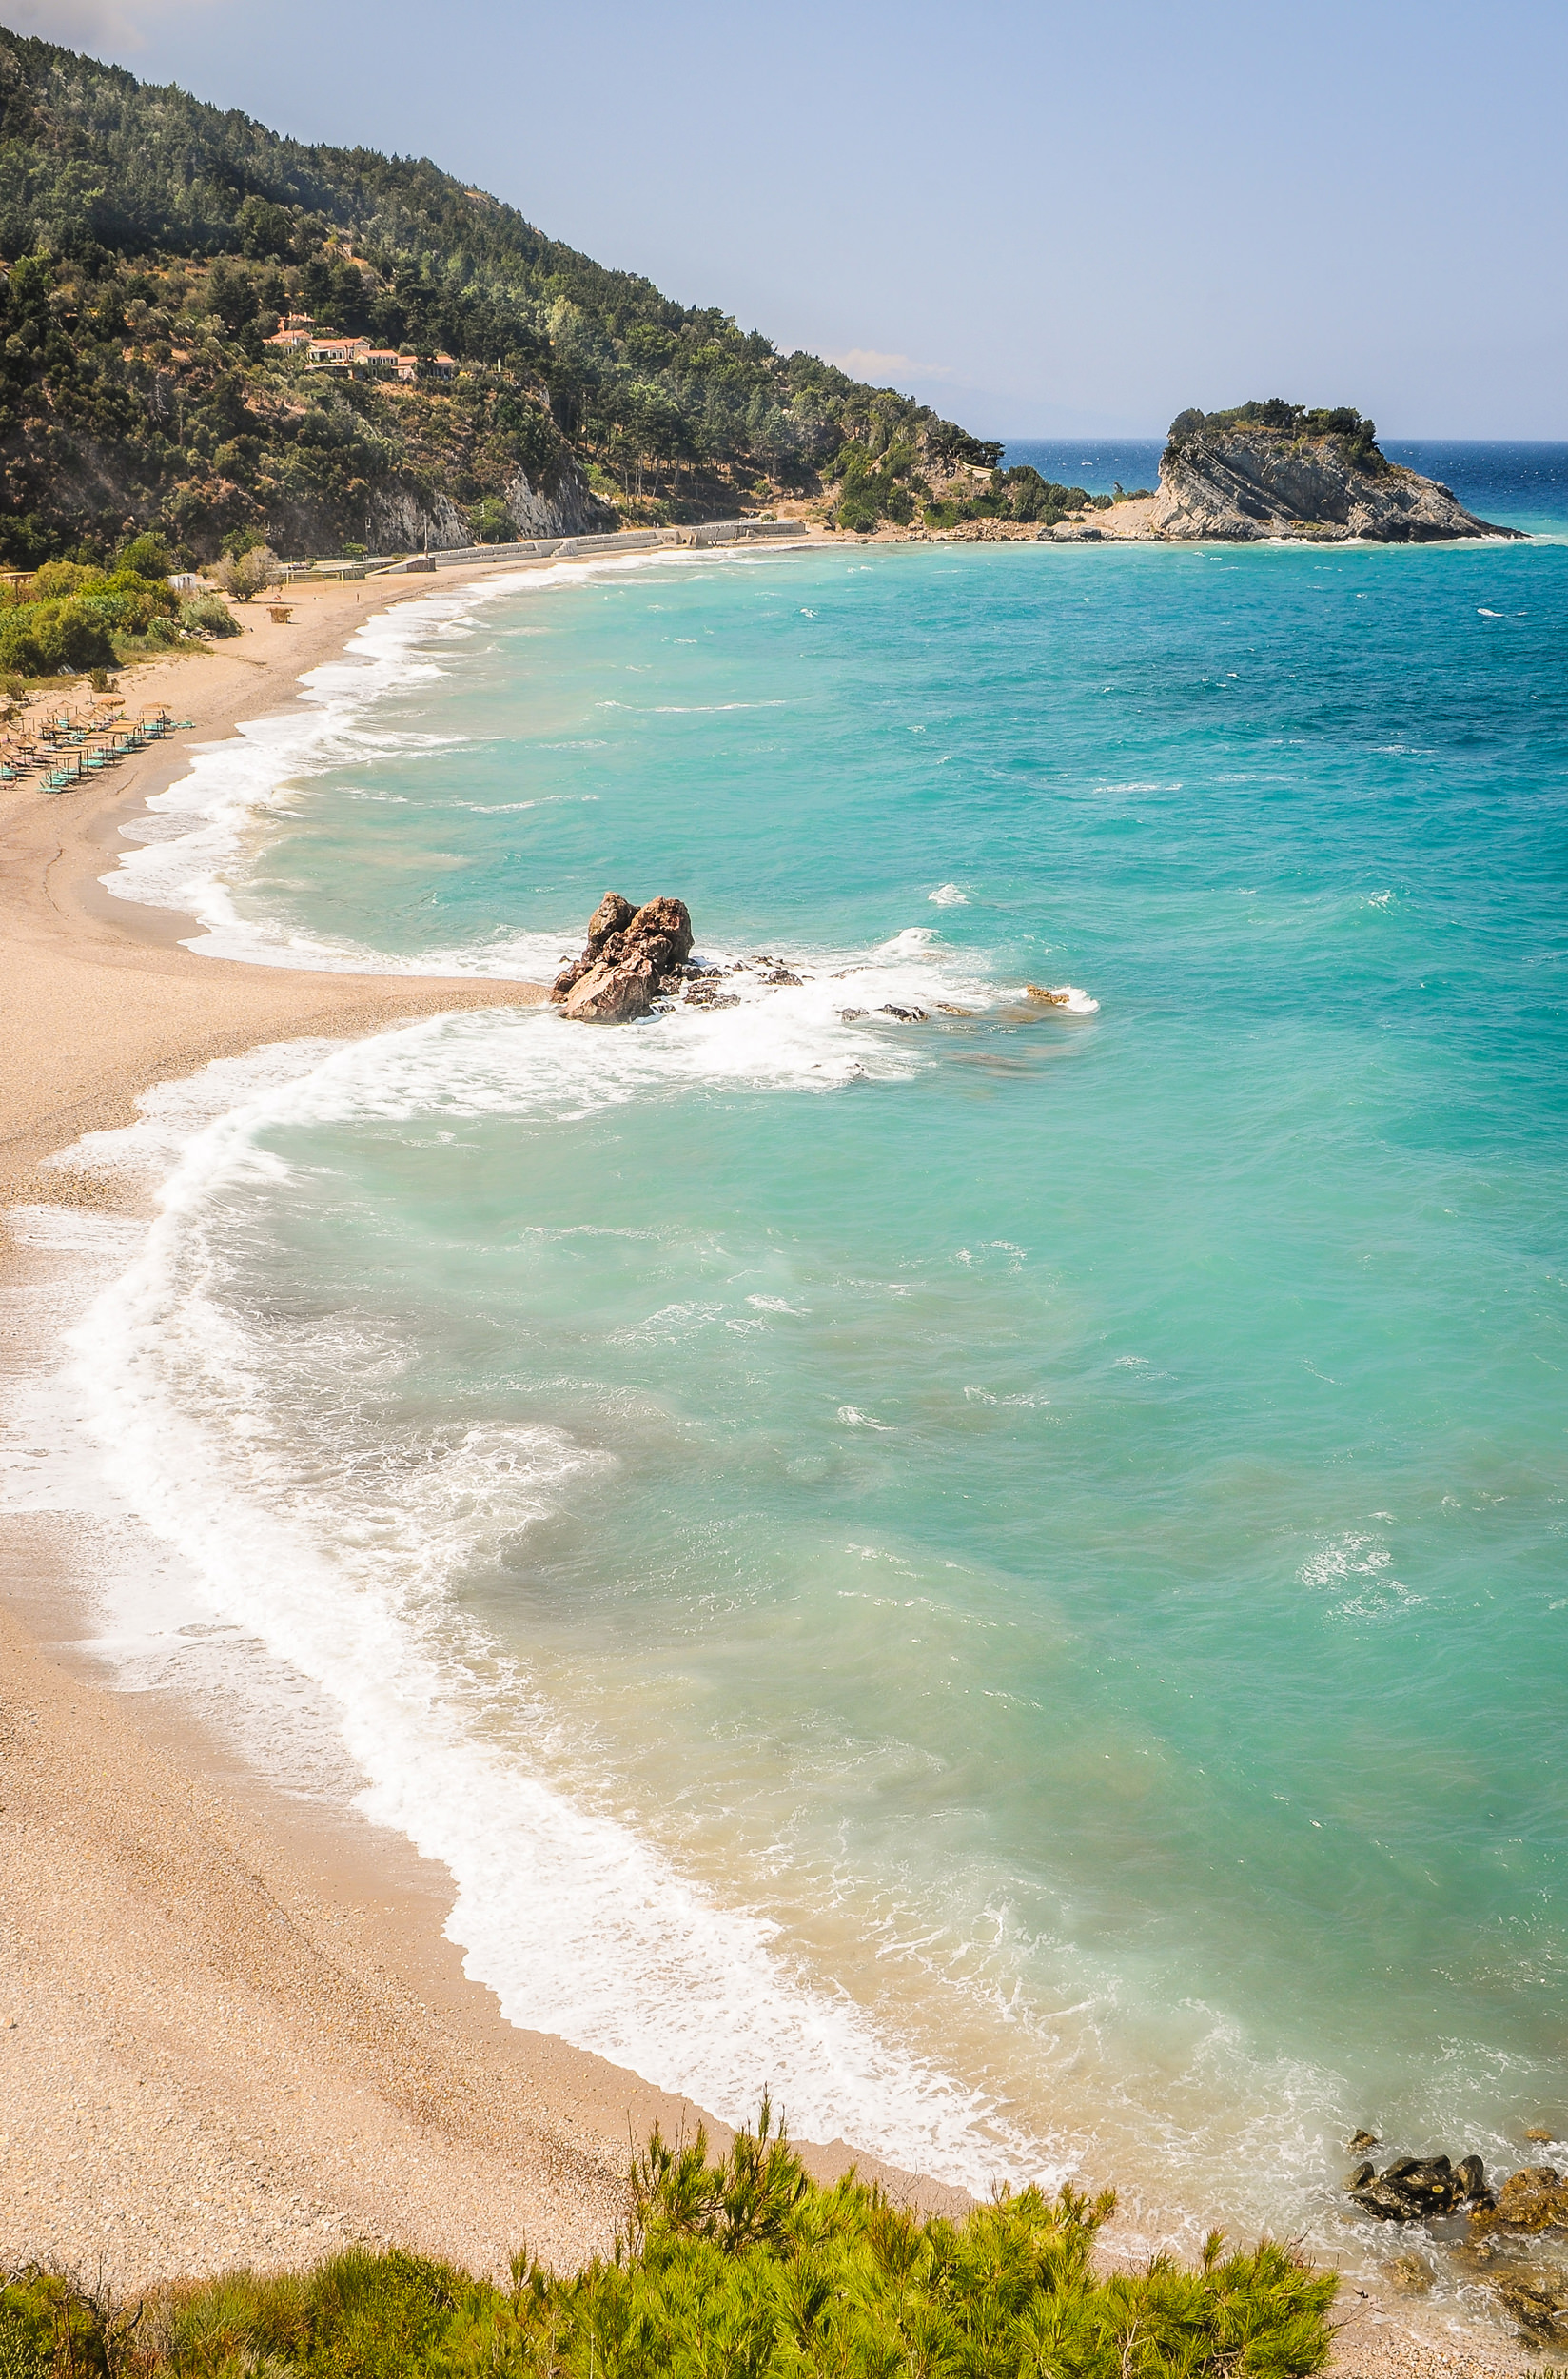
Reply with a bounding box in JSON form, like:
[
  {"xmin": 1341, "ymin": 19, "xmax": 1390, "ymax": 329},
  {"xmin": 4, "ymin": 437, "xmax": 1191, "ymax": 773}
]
[
  {"xmin": 0, "ymin": 555, "xmax": 1536, "ymax": 2379},
  {"xmin": 0, "ymin": 558, "xmax": 971, "ymax": 2289}
]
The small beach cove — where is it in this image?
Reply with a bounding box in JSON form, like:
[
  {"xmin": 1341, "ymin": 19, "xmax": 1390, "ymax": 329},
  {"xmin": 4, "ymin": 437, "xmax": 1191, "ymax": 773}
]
[{"xmin": 4, "ymin": 514, "xmax": 1567, "ymax": 2379}]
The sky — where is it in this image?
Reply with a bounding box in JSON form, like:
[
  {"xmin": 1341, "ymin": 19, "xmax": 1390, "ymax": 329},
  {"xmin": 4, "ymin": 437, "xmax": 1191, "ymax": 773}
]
[{"xmin": 15, "ymin": 0, "xmax": 1567, "ymax": 437}]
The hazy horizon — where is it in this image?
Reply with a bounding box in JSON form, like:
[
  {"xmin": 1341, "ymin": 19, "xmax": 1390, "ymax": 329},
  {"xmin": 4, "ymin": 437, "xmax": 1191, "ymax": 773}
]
[{"xmin": 13, "ymin": 0, "xmax": 1566, "ymax": 440}]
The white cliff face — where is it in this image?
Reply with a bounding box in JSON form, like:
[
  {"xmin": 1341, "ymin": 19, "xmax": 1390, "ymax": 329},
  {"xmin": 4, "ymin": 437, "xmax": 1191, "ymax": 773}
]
[
  {"xmin": 363, "ymin": 464, "xmax": 611, "ymax": 553},
  {"xmin": 502, "ymin": 466, "xmax": 606, "ymax": 538},
  {"xmin": 365, "ymin": 487, "xmax": 471, "ymax": 551},
  {"xmin": 1147, "ymin": 428, "xmax": 1521, "ymax": 542}
]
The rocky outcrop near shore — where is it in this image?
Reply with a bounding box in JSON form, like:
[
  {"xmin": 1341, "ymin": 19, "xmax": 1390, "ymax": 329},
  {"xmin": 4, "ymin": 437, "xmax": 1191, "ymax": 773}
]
[
  {"xmin": 1347, "ymin": 2150, "xmax": 1495, "ymax": 2221},
  {"xmin": 1136, "ymin": 403, "xmax": 1523, "ymax": 543},
  {"xmin": 551, "ymin": 892, "xmax": 696, "ymax": 1022},
  {"xmin": 1342, "ymin": 2136, "xmax": 1568, "ymax": 2347}
]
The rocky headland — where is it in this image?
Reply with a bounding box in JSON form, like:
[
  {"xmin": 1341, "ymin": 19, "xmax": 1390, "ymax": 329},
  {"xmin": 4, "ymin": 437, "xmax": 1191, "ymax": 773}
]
[{"xmin": 1045, "ymin": 402, "xmax": 1523, "ymax": 545}]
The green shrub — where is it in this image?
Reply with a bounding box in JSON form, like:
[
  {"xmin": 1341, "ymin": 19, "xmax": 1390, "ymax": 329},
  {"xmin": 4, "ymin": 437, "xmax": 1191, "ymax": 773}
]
[
  {"xmin": 0, "ymin": 2297, "xmax": 49, "ymax": 2379},
  {"xmin": 0, "ymin": 2271, "xmax": 110, "ymax": 2379},
  {"xmin": 116, "ymin": 531, "xmax": 173, "ymax": 579},
  {"xmin": 470, "ymin": 498, "xmax": 515, "ymax": 543},
  {"xmin": 1, "ymin": 2112, "xmax": 1338, "ymax": 2379},
  {"xmin": 0, "ymin": 597, "xmax": 118, "ymax": 676},
  {"xmin": 835, "ymin": 490, "xmax": 880, "ymax": 533},
  {"xmin": 32, "ymin": 560, "xmax": 104, "ymax": 600},
  {"xmin": 210, "ymin": 547, "xmax": 280, "ymax": 600},
  {"xmin": 180, "ymin": 593, "xmax": 240, "ymax": 638}
]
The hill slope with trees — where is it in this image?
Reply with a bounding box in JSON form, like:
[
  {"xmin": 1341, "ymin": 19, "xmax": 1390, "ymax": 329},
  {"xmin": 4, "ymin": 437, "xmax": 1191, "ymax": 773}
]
[{"xmin": 0, "ymin": 28, "xmax": 999, "ymax": 562}]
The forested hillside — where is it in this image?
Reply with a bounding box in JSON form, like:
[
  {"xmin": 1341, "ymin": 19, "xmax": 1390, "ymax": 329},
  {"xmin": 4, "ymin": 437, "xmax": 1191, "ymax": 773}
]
[{"xmin": 0, "ymin": 28, "xmax": 998, "ymax": 561}]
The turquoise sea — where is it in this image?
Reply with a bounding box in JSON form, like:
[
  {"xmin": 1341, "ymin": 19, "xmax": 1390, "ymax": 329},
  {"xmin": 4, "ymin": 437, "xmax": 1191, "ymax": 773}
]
[{"xmin": 44, "ymin": 449, "xmax": 1568, "ymax": 2268}]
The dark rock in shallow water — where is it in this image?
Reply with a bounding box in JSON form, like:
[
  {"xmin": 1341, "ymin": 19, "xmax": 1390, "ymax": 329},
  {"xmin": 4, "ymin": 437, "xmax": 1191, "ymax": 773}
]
[
  {"xmin": 552, "ymin": 891, "xmax": 695, "ymax": 1023},
  {"xmin": 1349, "ymin": 2130, "xmax": 1382, "ymax": 2153},
  {"xmin": 684, "ymin": 979, "xmax": 740, "ymax": 1010},
  {"xmin": 1347, "ymin": 2150, "xmax": 1494, "ymax": 2222},
  {"xmin": 879, "ymin": 1004, "xmax": 927, "ymax": 1022}
]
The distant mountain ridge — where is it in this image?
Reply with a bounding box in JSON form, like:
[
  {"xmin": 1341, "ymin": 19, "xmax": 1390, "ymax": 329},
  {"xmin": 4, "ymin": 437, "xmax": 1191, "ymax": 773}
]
[{"xmin": 0, "ymin": 28, "xmax": 996, "ymax": 560}]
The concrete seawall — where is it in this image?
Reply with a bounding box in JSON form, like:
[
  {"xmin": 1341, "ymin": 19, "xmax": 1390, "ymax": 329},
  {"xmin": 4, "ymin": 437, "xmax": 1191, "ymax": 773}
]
[{"xmin": 286, "ymin": 521, "xmax": 810, "ymax": 580}]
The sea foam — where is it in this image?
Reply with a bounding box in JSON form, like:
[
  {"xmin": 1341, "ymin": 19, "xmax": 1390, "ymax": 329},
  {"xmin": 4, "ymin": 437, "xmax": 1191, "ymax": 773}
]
[{"xmin": 27, "ymin": 975, "xmax": 1053, "ymax": 2197}]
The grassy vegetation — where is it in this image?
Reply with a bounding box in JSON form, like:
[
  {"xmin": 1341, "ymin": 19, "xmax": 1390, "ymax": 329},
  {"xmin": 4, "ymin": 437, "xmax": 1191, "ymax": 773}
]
[
  {"xmin": 909, "ymin": 468, "xmax": 1154, "ymax": 536},
  {"xmin": 0, "ymin": 2106, "xmax": 1336, "ymax": 2379},
  {"xmin": 0, "ymin": 29, "xmax": 998, "ymax": 560}
]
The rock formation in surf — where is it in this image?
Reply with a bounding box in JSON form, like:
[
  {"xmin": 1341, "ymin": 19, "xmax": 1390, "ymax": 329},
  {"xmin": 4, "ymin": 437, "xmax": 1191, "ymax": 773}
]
[
  {"xmin": 551, "ymin": 892, "xmax": 696, "ymax": 1022},
  {"xmin": 1346, "ymin": 2151, "xmax": 1494, "ymax": 2222},
  {"xmin": 1051, "ymin": 402, "xmax": 1523, "ymax": 544}
]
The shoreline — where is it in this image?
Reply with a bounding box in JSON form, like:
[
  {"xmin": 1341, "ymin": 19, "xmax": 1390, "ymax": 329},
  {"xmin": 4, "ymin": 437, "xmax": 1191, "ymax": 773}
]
[
  {"xmin": 0, "ymin": 549, "xmax": 1537, "ymax": 2373},
  {"xmin": 0, "ymin": 559, "xmax": 564, "ymax": 1207},
  {"xmin": 0, "ymin": 552, "xmax": 971, "ymax": 2288}
]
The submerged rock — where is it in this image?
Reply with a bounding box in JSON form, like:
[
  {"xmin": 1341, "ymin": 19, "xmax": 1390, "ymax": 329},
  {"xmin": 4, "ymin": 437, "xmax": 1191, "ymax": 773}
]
[
  {"xmin": 552, "ymin": 891, "xmax": 694, "ymax": 1024},
  {"xmin": 1470, "ymin": 2166, "xmax": 1568, "ymax": 2235},
  {"xmin": 1493, "ymin": 2269, "xmax": 1568, "ymax": 2344}
]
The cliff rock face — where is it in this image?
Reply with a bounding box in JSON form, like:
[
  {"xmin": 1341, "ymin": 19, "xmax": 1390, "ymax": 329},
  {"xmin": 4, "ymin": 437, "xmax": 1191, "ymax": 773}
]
[
  {"xmin": 362, "ymin": 466, "xmax": 609, "ymax": 557},
  {"xmin": 503, "ymin": 466, "xmax": 607, "ymax": 539},
  {"xmin": 1147, "ymin": 409, "xmax": 1522, "ymax": 543}
]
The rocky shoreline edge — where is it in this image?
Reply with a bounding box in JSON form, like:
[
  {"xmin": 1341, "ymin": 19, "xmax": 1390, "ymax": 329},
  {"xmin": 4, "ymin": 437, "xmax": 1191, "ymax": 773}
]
[{"xmin": 1338, "ymin": 2134, "xmax": 1568, "ymax": 2348}]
